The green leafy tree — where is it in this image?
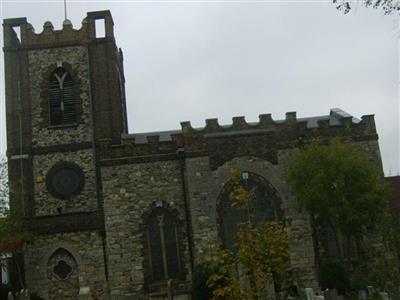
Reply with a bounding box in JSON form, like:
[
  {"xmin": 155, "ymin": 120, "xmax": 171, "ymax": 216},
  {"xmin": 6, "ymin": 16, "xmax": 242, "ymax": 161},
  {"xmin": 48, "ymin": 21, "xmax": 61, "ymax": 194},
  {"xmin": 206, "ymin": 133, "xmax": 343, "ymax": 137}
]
[
  {"xmin": 0, "ymin": 156, "xmax": 31, "ymax": 290},
  {"xmin": 289, "ymin": 138, "xmax": 388, "ymax": 262},
  {"xmin": 289, "ymin": 138, "xmax": 399, "ymax": 295},
  {"xmin": 207, "ymin": 169, "xmax": 291, "ymax": 300},
  {"xmin": 333, "ymin": 0, "xmax": 399, "ymax": 15}
]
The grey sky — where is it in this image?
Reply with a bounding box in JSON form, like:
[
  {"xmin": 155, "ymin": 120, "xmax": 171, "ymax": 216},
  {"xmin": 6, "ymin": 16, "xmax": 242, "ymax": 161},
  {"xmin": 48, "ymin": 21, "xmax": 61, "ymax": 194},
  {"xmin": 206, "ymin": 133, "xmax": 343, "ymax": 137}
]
[{"xmin": 0, "ymin": 1, "xmax": 399, "ymax": 175}]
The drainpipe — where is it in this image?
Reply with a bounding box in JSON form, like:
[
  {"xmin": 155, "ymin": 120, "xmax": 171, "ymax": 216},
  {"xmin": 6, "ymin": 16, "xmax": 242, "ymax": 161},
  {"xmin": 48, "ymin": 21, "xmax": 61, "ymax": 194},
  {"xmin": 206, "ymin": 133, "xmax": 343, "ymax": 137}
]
[{"xmin": 176, "ymin": 148, "xmax": 194, "ymax": 272}]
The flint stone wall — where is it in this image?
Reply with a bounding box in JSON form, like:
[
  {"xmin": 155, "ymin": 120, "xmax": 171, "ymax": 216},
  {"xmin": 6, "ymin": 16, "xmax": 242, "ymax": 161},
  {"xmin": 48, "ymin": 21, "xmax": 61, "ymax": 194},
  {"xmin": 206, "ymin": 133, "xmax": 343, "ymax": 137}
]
[
  {"xmin": 24, "ymin": 230, "xmax": 107, "ymax": 300},
  {"xmin": 101, "ymin": 160, "xmax": 191, "ymax": 298},
  {"xmin": 28, "ymin": 45, "xmax": 92, "ymax": 147},
  {"xmin": 32, "ymin": 149, "xmax": 97, "ymax": 216},
  {"xmin": 185, "ymin": 152, "xmax": 317, "ymax": 288}
]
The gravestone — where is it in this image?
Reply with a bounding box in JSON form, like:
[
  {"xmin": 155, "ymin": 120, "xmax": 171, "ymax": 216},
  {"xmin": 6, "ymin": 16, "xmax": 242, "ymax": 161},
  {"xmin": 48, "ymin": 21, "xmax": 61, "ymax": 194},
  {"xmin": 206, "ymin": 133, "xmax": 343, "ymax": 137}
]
[
  {"xmin": 20, "ymin": 289, "xmax": 30, "ymax": 300},
  {"xmin": 305, "ymin": 288, "xmax": 316, "ymax": 300},
  {"xmin": 367, "ymin": 286, "xmax": 374, "ymax": 296},
  {"xmin": 78, "ymin": 287, "xmax": 92, "ymax": 300},
  {"xmin": 265, "ymin": 277, "xmax": 276, "ymax": 300},
  {"xmin": 379, "ymin": 292, "xmax": 389, "ymax": 300},
  {"xmin": 8, "ymin": 291, "xmax": 13, "ymax": 300}
]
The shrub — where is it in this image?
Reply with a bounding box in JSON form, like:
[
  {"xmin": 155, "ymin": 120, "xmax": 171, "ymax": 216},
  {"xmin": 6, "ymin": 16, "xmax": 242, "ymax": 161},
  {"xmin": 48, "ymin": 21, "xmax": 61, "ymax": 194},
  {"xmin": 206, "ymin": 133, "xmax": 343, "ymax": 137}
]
[
  {"xmin": 0, "ymin": 283, "xmax": 11, "ymax": 299},
  {"xmin": 318, "ymin": 259, "xmax": 349, "ymax": 294},
  {"xmin": 192, "ymin": 262, "xmax": 218, "ymax": 300}
]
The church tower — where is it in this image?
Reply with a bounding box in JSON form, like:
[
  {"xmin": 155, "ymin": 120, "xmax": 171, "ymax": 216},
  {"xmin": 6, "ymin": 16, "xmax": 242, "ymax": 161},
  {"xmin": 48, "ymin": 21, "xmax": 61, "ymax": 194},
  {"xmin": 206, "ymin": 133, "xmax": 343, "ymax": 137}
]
[{"xmin": 3, "ymin": 11, "xmax": 126, "ymax": 298}]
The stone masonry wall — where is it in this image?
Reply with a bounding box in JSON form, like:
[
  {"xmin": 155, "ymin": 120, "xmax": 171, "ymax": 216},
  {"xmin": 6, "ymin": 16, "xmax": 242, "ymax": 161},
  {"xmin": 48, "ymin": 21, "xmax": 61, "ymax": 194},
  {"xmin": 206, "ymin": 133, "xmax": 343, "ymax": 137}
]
[
  {"xmin": 33, "ymin": 149, "xmax": 97, "ymax": 216},
  {"xmin": 28, "ymin": 46, "xmax": 92, "ymax": 147},
  {"xmin": 24, "ymin": 230, "xmax": 107, "ymax": 300},
  {"xmin": 101, "ymin": 160, "xmax": 191, "ymax": 298},
  {"xmin": 185, "ymin": 152, "xmax": 318, "ymax": 288}
]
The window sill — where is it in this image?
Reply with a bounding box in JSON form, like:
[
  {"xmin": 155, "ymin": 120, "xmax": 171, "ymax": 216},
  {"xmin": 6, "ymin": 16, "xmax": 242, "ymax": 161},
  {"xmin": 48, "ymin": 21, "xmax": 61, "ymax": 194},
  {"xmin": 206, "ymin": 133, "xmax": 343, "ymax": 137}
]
[{"xmin": 48, "ymin": 123, "xmax": 78, "ymax": 129}]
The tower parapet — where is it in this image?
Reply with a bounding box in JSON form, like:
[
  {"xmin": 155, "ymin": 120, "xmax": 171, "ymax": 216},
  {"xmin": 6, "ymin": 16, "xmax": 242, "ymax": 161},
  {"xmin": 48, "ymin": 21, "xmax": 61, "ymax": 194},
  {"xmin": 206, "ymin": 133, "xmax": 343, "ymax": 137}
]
[{"xmin": 3, "ymin": 10, "xmax": 115, "ymax": 49}]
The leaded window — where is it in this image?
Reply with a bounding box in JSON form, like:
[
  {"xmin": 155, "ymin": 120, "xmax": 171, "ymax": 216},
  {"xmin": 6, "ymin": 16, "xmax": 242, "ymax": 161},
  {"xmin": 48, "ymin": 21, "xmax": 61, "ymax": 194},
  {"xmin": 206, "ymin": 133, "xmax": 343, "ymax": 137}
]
[
  {"xmin": 146, "ymin": 207, "xmax": 181, "ymax": 282},
  {"xmin": 48, "ymin": 67, "xmax": 75, "ymax": 126},
  {"xmin": 219, "ymin": 172, "xmax": 283, "ymax": 250}
]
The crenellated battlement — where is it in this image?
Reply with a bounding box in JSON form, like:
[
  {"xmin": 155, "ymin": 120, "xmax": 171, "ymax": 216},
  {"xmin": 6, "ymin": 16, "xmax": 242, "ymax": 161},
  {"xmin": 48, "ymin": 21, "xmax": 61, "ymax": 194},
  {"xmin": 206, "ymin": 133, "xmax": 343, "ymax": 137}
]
[
  {"xmin": 179, "ymin": 108, "xmax": 376, "ymax": 136},
  {"xmin": 93, "ymin": 109, "xmax": 377, "ymax": 168},
  {"xmin": 3, "ymin": 10, "xmax": 114, "ymax": 49},
  {"xmin": 96, "ymin": 109, "xmax": 378, "ymax": 165}
]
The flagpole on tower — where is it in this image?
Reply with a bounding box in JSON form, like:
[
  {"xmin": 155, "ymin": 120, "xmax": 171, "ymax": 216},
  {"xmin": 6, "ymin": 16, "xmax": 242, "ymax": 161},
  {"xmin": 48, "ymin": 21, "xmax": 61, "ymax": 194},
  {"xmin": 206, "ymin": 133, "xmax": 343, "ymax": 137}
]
[{"xmin": 64, "ymin": 0, "xmax": 68, "ymax": 20}]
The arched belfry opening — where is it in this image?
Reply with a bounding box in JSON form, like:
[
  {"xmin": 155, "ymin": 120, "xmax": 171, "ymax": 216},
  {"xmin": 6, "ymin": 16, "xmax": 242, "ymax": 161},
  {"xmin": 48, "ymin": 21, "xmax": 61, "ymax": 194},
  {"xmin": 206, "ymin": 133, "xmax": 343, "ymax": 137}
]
[
  {"xmin": 48, "ymin": 67, "xmax": 75, "ymax": 126},
  {"xmin": 217, "ymin": 171, "xmax": 284, "ymax": 250}
]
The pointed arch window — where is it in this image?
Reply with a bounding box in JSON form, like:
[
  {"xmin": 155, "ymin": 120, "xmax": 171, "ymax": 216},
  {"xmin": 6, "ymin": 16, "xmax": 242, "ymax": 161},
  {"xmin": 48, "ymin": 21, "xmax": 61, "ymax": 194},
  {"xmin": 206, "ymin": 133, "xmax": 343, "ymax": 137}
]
[
  {"xmin": 48, "ymin": 67, "xmax": 76, "ymax": 126},
  {"xmin": 146, "ymin": 207, "xmax": 181, "ymax": 282},
  {"xmin": 218, "ymin": 172, "xmax": 283, "ymax": 251}
]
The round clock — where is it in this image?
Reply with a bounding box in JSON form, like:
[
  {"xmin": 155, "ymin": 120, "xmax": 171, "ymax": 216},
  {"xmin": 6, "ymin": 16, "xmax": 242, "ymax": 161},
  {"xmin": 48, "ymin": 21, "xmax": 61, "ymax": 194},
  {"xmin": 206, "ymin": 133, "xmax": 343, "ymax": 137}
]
[{"xmin": 46, "ymin": 162, "xmax": 84, "ymax": 199}]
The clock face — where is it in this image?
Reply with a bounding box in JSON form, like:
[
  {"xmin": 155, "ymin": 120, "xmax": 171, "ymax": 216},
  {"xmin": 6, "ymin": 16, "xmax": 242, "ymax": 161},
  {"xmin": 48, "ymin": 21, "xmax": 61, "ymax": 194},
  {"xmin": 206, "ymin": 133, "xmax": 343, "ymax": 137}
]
[{"xmin": 46, "ymin": 162, "xmax": 84, "ymax": 199}]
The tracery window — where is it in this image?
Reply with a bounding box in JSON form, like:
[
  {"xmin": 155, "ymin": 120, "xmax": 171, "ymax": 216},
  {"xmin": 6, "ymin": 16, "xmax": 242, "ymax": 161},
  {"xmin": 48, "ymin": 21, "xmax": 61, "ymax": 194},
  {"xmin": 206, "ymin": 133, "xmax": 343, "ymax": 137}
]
[
  {"xmin": 146, "ymin": 207, "xmax": 181, "ymax": 282},
  {"xmin": 48, "ymin": 67, "xmax": 76, "ymax": 126},
  {"xmin": 218, "ymin": 172, "xmax": 283, "ymax": 250},
  {"xmin": 47, "ymin": 248, "xmax": 79, "ymax": 299}
]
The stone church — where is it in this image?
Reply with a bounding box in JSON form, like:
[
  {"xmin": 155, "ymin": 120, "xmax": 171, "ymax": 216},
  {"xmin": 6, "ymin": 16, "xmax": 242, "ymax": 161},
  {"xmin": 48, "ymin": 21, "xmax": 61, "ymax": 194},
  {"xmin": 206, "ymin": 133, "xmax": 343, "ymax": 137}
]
[{"xmin": 3, "ymin": 10, "xmax": 383, "ymax": 299}]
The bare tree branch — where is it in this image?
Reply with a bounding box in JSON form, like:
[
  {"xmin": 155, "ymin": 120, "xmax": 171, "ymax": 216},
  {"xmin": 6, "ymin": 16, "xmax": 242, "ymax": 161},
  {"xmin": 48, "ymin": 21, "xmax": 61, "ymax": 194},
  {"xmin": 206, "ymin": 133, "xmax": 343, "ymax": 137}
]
[{"xmin": 333, "ymin": 0, "xmax": 400, "ymax": 14}]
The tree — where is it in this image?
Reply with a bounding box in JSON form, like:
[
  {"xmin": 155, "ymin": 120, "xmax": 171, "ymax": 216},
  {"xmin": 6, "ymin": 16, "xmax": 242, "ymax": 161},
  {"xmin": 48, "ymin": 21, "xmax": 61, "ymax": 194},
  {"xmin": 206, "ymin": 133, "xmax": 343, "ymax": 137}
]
[
  {"xmin": 289, "ymin": 138, "xmax": 388, "ymax": 261},
  {"xmin": 289, "ymin": 138, "xmax": 399, "ymax": 294},
  {"xmin": 206, "ymin": 169, "xmax": 292, "ymax": 300},
  {"xmin": 333, "ymin": 0, "xmax": 399, "ymax": 15},
  {"xmin": 0, "ymin": 156, "xmax": 31, "ymax": 291}
]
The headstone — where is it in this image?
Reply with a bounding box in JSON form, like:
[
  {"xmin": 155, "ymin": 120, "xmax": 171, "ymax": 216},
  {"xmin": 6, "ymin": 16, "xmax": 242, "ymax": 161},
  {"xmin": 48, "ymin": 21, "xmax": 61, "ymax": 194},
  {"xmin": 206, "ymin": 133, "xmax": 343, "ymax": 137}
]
[
  {"xmin": 20, "ymin": 289, "xmax": 30, "ymax": 300},
  {"xmin": 305, "ymin": 288, "xmax": 316, "ymax": 300},
  {"xmin": 379, "ymin": 292, "xmax": 389, "ymax": 300},
  {"xmin": 8, "ymin": 291, "xmax": 13, "ymax": 300},
  {"xmin": 265, "ymin": 277, "xmax": 276, "ymax": 300},
  {"xmin": 78, "ymin": 287, "xmax": 92, "ymax": 300},
  {"xmin": 315, "ymin": 296, "xmax": 325, "ymax": 300},
  {"xmin": 314, "ymin": 287, "xmax": 322, "ymax": 295},
  {"xmin": 367, "ymin": 286, "xmax": 374, "ymax": 296},
  {"xmin": 167, "ymin": 279, "xmax": 173, "ymax": 300}
]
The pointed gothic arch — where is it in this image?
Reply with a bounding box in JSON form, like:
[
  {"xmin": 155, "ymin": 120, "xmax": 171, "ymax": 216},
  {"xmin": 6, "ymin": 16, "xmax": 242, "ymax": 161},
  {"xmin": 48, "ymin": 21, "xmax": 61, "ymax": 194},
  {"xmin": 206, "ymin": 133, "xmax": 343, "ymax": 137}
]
[
  {"xmin": 142, "ymin": 202, "xmax": 184, "ymax": 284},
  {"xmin": 47, "ymin": 247, "xmax": 79, "ymax": 299},
  {"xmin": 217, "ymin": 171, "xmax": 284, "ymax": 250},
  {"xmin": 48, "ymin": 67, "xmax": 76, "ymax": 126}
]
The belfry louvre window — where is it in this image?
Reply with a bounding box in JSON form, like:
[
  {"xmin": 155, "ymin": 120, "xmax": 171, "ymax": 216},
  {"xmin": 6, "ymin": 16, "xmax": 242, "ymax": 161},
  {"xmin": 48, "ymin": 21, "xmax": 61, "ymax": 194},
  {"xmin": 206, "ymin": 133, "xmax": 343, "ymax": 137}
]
[
  {"xmin": 48, "ymin": 67, "xmax": 76, "ymax": 126},
  {"xmin": 146, "ymin": 207, "xmax": 181, "ymax": 282}
]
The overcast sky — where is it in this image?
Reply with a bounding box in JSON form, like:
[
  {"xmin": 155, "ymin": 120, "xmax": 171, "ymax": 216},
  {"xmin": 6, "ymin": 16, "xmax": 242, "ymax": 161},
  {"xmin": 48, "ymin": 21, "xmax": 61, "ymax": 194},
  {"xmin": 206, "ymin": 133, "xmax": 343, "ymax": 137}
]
[{"xmin": 0, "ymin": 1, "xmax": 398, "ymax": 175}]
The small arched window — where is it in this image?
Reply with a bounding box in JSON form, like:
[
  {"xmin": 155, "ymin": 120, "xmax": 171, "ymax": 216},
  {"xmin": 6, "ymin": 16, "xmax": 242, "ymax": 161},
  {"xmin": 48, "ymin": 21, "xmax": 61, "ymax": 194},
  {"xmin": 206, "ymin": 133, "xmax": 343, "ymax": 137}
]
[
  {"xmin": 47, "ymin": 248, "xmax": 79, "ymax": 298},
  {"xmin": 146, "ymin": 207, "xmax": 181, "ymax": 282},
  {"xmin": 48, "ymin": 67, "xmax": 75, "ymax": 126}
]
